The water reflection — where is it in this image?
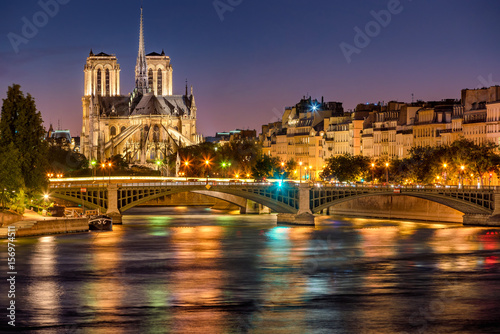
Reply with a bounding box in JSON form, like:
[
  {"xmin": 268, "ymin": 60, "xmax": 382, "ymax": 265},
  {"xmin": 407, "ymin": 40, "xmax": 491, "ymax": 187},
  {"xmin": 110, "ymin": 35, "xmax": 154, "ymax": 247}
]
[{"xmin": 2, "ymin": 210, "xmax": 500, "ymax": 333}]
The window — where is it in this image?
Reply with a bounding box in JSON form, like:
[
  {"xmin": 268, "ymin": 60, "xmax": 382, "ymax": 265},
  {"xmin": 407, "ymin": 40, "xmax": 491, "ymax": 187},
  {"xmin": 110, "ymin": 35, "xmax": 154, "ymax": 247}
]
[
  {"xmin": 96, "ymin": 69, "xmax": 102, "ymax": 95},
  {"xmin": 110, "ymin": 126, "xmax": 116, "ymax": 137},
  {"xmin": 121, "ymin": 126, "xmax": 126, "ymax": 133},
  {"xmin": 105, "ymin": 69, "xmax": 110, "ymax": 96},
  {"xmin": 157, "ymin": 69, "xmax": 162, "ymax": 95},
  {"xmin": 148, "ymin": 69, "xmax": 153, "ymax": 90},
  {"xmin": 153, "ymin": 125, "xmax": 160, "ymax": 142}
]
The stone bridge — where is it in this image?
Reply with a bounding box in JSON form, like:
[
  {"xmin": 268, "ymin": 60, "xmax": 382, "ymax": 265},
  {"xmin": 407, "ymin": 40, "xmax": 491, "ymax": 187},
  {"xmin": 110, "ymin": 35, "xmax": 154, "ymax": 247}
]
[{"xmin": 48, "ymin": 177, "xmax": 500, "ymax": 226}]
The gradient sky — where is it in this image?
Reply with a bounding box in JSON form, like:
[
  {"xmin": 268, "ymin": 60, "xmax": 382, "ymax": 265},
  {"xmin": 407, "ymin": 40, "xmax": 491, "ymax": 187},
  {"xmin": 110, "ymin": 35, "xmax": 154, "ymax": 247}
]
[{"xmin": 1, "ymin": 0, "xmax": 500, "ymax": 137}]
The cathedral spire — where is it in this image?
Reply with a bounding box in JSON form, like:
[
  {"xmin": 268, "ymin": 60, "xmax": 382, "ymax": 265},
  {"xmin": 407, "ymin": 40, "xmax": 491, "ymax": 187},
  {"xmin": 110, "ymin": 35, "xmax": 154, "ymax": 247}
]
[{"xmin": 135, "ymin": 6, "xmax": 148, "ymax": 94}]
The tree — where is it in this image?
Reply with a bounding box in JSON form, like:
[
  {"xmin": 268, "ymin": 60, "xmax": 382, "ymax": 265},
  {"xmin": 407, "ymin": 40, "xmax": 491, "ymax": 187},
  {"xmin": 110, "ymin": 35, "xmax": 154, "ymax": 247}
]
[
  {"xmin": 251, "ymin": 154, "xmax": 280, "ymax": 179},
  {"xmin": 0, "ymin": 84, "xmax": 48, "ymax": 194},
  {"xmin": 321, "ymin": 154, "xmax": 370, "ymax": 182},
  {"xmin": 0, "ymin": 143, "xmax": 24, "ymax": 209},
  {"xmin": 47, "ymin": 146, "xmax": 88, "ymax": 175}
]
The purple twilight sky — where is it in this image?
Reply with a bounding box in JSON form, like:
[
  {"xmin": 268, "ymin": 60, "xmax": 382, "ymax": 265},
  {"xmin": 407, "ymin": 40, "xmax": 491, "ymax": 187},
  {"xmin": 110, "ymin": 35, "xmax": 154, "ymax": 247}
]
[{"xmin": 1, "ymin": 0, "xmax": 500, "ymax": 137}]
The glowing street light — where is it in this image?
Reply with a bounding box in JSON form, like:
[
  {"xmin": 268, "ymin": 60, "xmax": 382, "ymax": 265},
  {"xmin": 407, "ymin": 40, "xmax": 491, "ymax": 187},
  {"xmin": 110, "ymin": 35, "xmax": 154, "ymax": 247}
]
[
  {"xmin": 460, "ymin": 165, "xmax": 465, "ymax": 187},
  {"xmin": 299, "ymin": 161, "xmax": 303, "ymax": 183},
  {"xmin": 385, "ymin": 162, "xmax": 389, "ymax": 185},
  {"xmin": 371, "ymin": 163, "xmax": 376, "ymax": 184},
  {"xmin": 443, "ymin": 163, "xmax": 448, "ymax": 185}
]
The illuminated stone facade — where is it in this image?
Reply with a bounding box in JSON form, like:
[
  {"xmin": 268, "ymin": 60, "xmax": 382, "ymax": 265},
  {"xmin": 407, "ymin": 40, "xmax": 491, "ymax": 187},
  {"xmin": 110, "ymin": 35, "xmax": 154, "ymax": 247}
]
[
  {"xmin": 81, "ymin": 8, "xmax": 200, "ymax": 164},
  {"xmin": 260, "ymin": 86, "xmax": 500, "ymax": 176}
]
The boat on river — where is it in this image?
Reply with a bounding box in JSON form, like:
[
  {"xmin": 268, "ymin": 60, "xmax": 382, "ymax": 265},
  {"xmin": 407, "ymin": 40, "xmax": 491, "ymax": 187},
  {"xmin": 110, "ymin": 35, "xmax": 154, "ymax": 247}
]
[{"xmin": 88, "ymin": 215, "xmax": 113, "ymax": 231}]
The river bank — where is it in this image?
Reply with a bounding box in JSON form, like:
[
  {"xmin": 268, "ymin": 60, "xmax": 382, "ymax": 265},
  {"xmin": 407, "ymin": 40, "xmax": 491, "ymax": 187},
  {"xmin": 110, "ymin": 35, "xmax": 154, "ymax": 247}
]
[{"xmin": 0, "ymin": 210, "xmax": 88, "ymax": 238}]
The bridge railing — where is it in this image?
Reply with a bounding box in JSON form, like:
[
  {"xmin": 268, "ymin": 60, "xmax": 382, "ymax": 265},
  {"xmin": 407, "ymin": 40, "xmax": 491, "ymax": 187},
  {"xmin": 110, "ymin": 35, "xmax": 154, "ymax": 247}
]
[
  {"xmin": 49, "ymin": 181, "xmax": 278, "ymax": 189},
  {"xmin": 318, "ymin": 183, "xmax": 497, "ymax": 193}
]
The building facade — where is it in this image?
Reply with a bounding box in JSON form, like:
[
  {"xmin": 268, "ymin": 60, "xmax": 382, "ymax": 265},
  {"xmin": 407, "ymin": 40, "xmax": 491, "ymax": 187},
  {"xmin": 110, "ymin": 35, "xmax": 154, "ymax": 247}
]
[
  {"xmin": 81, "ymin": 7, "xmax": 200, "ymax": 164},
  {"xmin": 259, "ymin": 86, "xmax": 500, "ymax": 179}
]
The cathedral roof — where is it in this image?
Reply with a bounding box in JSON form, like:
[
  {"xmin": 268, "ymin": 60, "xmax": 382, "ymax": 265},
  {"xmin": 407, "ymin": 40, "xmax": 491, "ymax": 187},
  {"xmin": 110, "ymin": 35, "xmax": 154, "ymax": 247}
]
[
  {"xmin": 97, "ymin": 93, "xmax": 192, "ymax": 117},
  {"xmin": 131, "ymin": 93, "xmax": 191, "ymax": 116},
  {"xmin": 147, "ymin": 52, "xmax": 162, "ymax": 56},
  {"xmin": 95, "ymin": 52, "xmax": 112, "ymax": 57}
]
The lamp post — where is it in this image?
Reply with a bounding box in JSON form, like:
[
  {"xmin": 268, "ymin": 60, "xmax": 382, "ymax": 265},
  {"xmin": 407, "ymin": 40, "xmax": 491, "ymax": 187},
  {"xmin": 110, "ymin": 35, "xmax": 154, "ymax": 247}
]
[
  {"xmin": 90, "ymin": 160, "xmax": 97, "ymax": 177},
  {"xmin": 385, "ymin": 162, "xmax": 389, "ymax": 187},
  {"xmin": 205, "ymin": 160, "xmax": 210, "ymax": 184},
  {"xmin": 299, "ymin": 161, "xmax": 303, "ymax": 183},
  {"xmin": 221, "ymin": 162, "xmax": 227, "ymax": 178},
  {"xmin": 443, "ymin": 163, "xmax": 447, "ymax": 185},
  {"xmin": 156, "ymin": 160, "xmax": 162, "ymax": 174},
  {"xmin": 460, "ymin": 165, "xmax": 465, "ymax": 188},
  {"xmin": 371, "ymin": 163, "xmax": 375, "ymax": 184},
  {"xmin": 107, "ymin": 162, "xmax": 112, "ymax": 182},
  {"xmin": 184, "ymin": 161, "xmax": 189, "ymax": 181},
  {"xmin": 281, "ymin": 161, "xmax": 285, "ymax": 181},
  {"xmin": 43, "ymin": 194, "xmax": 49, "ymax": 216},
  {"xmin": 309, "ymin": 165, "xmax": 313, "ymax": 181}
]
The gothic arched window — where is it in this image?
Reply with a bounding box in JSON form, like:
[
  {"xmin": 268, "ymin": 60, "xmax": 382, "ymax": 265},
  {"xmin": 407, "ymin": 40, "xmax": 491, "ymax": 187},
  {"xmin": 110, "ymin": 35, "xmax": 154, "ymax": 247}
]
[
  {"xmin": 105, "ymin": 69, "xmax": 110, "ymax": 96},
  {"xmin": 97, "ymin": 69, "xmax": 102, "ymax": 95},
  {"xmin": 110, "ymin": 126, "xmax": 116, "ymax": 137},
  {"xmin": 153, "ymin": 124, "xmax": 160, "ymax": 142},
  {"xmin": 157, "ymin": 69, "xmax": 162, "ymax": 95},
  {"xmin": 120, "ymin": 126, "xmax": 126, "ymax": 133},
  {"xmin": 148, "ymin": 69, "xmax": 153, "ymax": 91}
]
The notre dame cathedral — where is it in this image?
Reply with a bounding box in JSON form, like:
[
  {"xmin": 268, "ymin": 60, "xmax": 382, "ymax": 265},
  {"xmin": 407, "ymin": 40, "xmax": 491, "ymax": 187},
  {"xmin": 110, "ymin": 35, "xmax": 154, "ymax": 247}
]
[{"xmin": 81, "ymin": 7, "xmax": 201, "ymax": 164}]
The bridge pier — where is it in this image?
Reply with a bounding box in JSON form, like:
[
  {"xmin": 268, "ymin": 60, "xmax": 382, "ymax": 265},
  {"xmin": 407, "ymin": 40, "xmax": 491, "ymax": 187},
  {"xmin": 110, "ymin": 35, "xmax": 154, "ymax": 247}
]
[
  {"xmin": 482, "ymin": 190, "xmax": 500, "ymax": 226},
  {"xmin": 106, "ymin": 184, "xmax": 122, "ymax": 225},
  {"xmin": 244, "ymin": 200, "xmax": 271, "ymax": 214},
  {"xmin": 277, "ymin": 183, "xmax": 315, "ymax": 225},
  {"xmin": 463, "ymin": 213, "xmax": 492, "ymax": 226}
]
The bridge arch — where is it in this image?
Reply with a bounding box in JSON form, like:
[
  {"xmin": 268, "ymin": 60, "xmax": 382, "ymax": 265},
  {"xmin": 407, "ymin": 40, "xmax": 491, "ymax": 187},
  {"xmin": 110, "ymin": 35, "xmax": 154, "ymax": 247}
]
[
  {"xmin": 118, "ymin": 186, "xmax": 297, "ymax": 214},
  {"xmin": 312, "ymin": 191, "xmax": 493, "ymax": 215}
]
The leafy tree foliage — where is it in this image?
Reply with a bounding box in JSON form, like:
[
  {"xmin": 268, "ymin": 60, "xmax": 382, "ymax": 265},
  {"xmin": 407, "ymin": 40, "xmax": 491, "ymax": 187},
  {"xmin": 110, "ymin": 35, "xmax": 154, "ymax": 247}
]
[
  {"xmin": 321, "ymin": 154, "xmax": 370, "ymax": 182},
  {"xmin": 167, "ymin": 140, "xmax": 261, "ymax": 178},
  {"xmin": 47, "ymin": 146, "xmax": 88, "ymax": 175},
  {"xmin": 251, "ymin": 155, "xmax": 281, "ymax": 179},
  {"xmin": 0, "ymin": 143, "xmax": 24, "ymax": 209},
  {"xmin": 388, "ymin": 139, "xmax": 500, "ymax": 185},
  {"xmin": 0, "ymin": 84, "xmax": 48, "ymax": 194}
]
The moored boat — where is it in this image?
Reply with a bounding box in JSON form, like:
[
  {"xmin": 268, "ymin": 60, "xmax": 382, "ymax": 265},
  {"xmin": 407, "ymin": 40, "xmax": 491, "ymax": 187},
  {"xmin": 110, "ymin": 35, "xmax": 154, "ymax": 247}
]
[{"xmin": 88, "ymin": 215, "xmax": 113, "ymax": 231}]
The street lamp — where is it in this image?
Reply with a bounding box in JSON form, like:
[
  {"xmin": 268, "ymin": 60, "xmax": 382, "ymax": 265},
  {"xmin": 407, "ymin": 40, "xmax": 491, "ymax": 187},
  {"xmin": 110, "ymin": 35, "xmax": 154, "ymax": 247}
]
[
  {"xmin": 90, "ymin": 160, "xmax": 97, "ymax": 177},
  {"xmin": 184, "ymin": 161, "xmax": 189, "ymax": 180},
  {"xmin": 385, "ymin": 162, "xmax": 389, "ymax": 186},
  {"xmin": 204, "ymin": 160, "xmax": 210, "ymax": 183},
  {"xmin": 443, "ymin": 163, "xmax": 447, "ymax": 185},
  {"xmin": 371, "ymin": 163, "xmax": 375, "ymax": 184},
  {"xmin": 107, "ymin": 162, "xmax": 112, "ymax": 182},
  {"xmin": 460, "ymin": 165, "xmax": 465, "ymax": 188},
  {"xmin": 299, "ymin": 161, "xmax": 303, "ymax": 183}
]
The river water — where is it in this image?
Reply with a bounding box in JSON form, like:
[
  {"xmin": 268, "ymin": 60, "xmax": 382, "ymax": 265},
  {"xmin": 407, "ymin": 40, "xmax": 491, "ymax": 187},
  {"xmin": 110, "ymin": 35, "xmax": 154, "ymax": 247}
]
[{"xmin": 1, "ymin": 207, "xmax": 500, "ymax": 333}]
